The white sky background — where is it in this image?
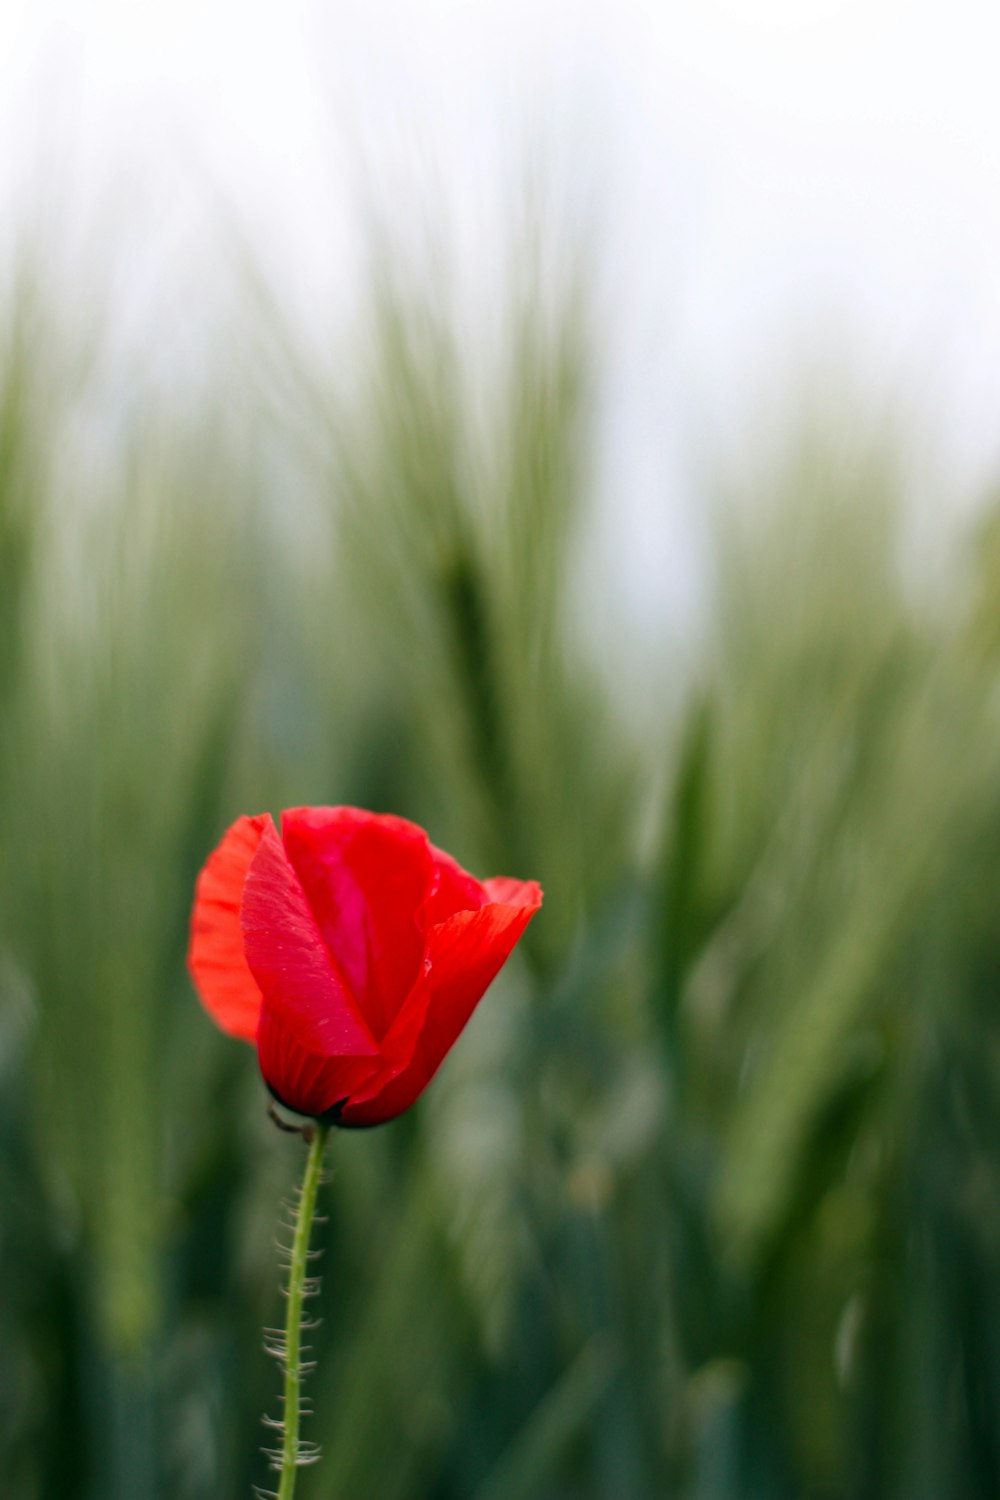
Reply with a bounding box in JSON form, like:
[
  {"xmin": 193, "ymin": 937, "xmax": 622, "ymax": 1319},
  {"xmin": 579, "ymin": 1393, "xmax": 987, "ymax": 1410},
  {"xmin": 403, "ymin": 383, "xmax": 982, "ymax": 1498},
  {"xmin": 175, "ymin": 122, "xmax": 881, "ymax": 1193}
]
[{"xmin": 2, "ymin": 0, "xmax": 1000, "ymax": 629}]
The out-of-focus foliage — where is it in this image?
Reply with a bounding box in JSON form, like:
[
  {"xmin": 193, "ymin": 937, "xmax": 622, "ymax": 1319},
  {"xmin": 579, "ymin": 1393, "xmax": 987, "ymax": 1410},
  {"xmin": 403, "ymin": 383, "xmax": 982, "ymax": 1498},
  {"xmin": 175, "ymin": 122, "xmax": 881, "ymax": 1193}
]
[{"xmin": 2, "ymin": 210, "xmax": 1000, "ymax": 1500}]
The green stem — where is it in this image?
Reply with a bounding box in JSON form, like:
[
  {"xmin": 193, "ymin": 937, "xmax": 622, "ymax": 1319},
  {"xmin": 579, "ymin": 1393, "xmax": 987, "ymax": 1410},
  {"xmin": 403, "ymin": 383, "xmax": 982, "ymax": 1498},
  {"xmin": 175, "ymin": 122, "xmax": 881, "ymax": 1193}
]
[{"xmin": 275, "ymin": 1123, "xmax": 329, "ymax": 1500}]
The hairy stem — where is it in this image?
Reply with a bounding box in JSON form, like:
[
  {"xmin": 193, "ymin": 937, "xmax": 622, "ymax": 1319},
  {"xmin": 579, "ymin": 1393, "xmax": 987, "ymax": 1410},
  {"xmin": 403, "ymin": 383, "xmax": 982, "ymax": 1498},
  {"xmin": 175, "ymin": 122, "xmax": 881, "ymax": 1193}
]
[{"xmin": 274, "ymin": 1123, "xmax": 329, "ymax": 1500}]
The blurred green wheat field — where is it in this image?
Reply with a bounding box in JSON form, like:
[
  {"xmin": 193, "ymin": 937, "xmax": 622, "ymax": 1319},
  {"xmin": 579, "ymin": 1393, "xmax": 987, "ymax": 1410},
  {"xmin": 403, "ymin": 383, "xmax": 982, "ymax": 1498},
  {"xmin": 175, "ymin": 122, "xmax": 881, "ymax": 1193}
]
[{"xmin": 2, "ymin": 221, "xmax": 1000, "ymax": 1500}]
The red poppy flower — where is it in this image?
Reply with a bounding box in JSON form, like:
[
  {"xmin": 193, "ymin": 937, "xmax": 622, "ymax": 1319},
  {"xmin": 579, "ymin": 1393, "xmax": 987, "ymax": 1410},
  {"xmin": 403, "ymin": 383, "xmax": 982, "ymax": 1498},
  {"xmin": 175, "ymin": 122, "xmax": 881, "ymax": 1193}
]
[{"xmin": 188, "ymin": 807, "xmax": 542, "ymax": 1126}]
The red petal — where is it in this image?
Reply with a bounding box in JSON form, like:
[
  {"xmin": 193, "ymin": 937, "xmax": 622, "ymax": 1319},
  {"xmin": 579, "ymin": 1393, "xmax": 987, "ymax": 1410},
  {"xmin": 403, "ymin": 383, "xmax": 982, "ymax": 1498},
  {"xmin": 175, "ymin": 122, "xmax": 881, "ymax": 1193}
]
[
  {"xmin": 422, "ymin": 843, "xmax": 487, "ymax": 926},
  {"xmin": 257, "ymin": 1003, "xmax": 381, "ymax": 1117},
  {"xmin": 482, "ymin": 876, "xmax": 541, "ymax": 908},
  {"xmin": 339, "ymin": 882, "xmax": 542, "ymax": 1125},
  {"xmin": 241, "ymin": 821, "xmax": 379, "ymax": 1059},
  {"xmin": 280, "ymin": 807, "xmax": 434, "ymax": 1041},
  {"xmin": 188, "ymin": 814, "xmax": 269, "ymax": 1042}
]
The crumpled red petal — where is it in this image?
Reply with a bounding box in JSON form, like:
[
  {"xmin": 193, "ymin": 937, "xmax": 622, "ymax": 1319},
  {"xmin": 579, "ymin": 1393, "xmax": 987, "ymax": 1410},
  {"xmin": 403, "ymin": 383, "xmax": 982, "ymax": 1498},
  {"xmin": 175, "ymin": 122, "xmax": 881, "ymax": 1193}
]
[
  {"xmin": 188, "ymin": 813, "xmax": 269, "ymax": 1042},
  {"xmin": 280, "ymin": 806, "xmax": 434, "ymax": 1042},
  {"xmin": 338, "ymin": 879, "xmax": 543, "ymax": 1126},
  {"xmin": 256, "ymin": 1003, "xmax": 381, "ymax": 1118},
  {"xmin": 241, "ymin": 820, "xmax": 379, "ymax": 1061},
  {"xmin": 422, "ymin": 843, "xmax": 487, "ymax": 926}
]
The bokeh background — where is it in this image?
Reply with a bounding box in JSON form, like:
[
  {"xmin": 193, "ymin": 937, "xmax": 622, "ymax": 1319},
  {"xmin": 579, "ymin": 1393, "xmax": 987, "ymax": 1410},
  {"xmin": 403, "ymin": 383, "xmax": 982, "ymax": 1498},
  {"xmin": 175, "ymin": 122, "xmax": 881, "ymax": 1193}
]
[{"xmin": 4, "ymin": 3, "xmax": 1000, "ymax": 1497}]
